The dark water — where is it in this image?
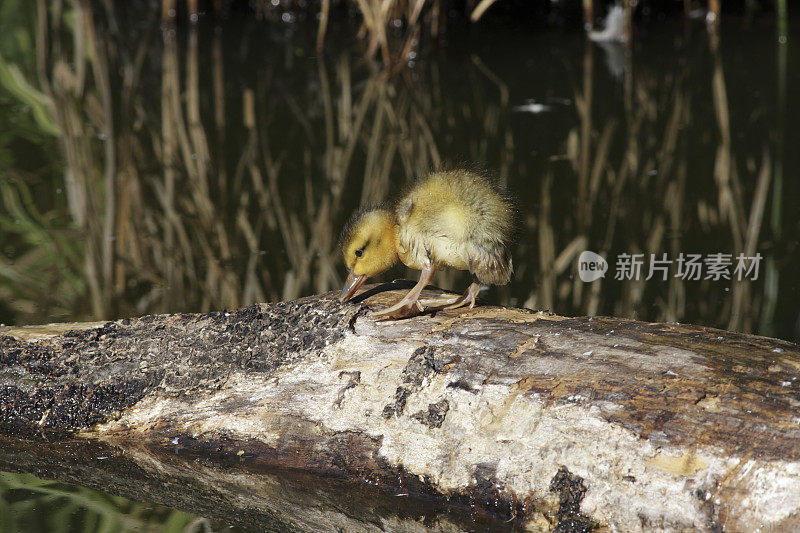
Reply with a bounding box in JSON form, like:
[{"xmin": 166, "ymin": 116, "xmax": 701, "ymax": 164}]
[{"xmin": 0, "ymin": 1, "xmax": 798, "ymax": 530}]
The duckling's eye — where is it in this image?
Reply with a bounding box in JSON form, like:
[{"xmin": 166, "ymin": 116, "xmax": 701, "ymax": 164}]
[{"xmin": 355, "ymin": 248, "xmax": 364, "ymax": 258}]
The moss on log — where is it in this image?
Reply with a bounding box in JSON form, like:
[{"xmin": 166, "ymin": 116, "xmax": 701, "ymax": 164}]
[{"xmin": 1, "ymin": 283, "xmax": 799, "ymax": 531}]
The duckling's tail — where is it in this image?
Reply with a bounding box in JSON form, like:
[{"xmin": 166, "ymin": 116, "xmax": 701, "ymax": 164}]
[{"xmin": 468, "ymin": 246, "xmax": 513, "ymax": 286}]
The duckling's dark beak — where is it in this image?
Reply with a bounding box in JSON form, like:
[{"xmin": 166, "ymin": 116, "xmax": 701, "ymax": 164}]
[{"xmin": 339, "ymin": 271, "xmax": 367, "ymax": 302}]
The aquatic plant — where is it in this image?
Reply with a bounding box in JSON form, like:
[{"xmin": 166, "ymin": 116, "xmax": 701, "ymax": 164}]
[{"xmin": 0, "ymin": 472, "xmax": 196, "ymax": 533}]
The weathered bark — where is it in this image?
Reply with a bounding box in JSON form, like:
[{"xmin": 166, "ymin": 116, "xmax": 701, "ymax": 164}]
[{"xmin": 2, "ymin": 283, "xmax": 800, "ymax": 532}]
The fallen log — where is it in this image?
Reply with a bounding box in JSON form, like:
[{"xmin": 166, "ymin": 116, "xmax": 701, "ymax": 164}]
[{"xmin": 1, "ymin": 283, "xmax": 799, "ymax": 531}]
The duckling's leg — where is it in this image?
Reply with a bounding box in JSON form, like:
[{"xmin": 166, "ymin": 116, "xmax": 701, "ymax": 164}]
[
  {"xmin": 442, "ymin": 281, "xmax": 484, "ymax": 310},
  {"xmin": 372, "ymin": 264, "xmax": 436, "ymax": 320}
]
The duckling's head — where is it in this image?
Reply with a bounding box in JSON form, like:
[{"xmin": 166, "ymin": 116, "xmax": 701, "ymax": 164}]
[{"xmin": 339, "ymin": 207, "xmax": 398, "ymax": 302}]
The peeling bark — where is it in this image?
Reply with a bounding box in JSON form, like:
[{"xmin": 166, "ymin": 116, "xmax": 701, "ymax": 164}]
[{"xmin": 2, "ymin": 283, "xmax": 800, "ymax": 532}]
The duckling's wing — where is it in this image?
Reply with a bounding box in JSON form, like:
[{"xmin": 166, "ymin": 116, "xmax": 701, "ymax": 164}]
[
  {"xmin": 396, "ymin": 171, "xmax": 515, "ymax": 282},
  {"xmin": 396, "ymin": 195, "xmax": 472, "ymax": 271},
  {"xmin": 455, "ymin": 177, "xmax": 515, "ymax": 285}
]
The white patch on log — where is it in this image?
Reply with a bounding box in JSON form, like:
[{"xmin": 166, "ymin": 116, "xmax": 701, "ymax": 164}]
[{"xmin": 94, "ymin": 325, "xmax": 800, "ymax": 532}]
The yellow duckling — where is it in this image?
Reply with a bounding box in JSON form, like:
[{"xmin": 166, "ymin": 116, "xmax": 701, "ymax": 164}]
[{"xmin": 339, "ymin": 170, "xmax": 515, "ymax": 319}]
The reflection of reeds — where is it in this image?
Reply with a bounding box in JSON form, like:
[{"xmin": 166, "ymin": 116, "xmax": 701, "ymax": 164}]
[
  {"xmin": 0, "ymin": 1, "xmax": 788, "ymax": 341},
  {"xmin": 708, "ymin": 0, "xmax": 721, "ymax": 26},
  {"xmin": 257, "ymin": 0, "xmax": 505, "ymax": 66},
  {"xmin": 531, "ymin": 30, "xmax": 781, "ymax": 334},
  {"xmin": 761, "ymin": 0, "xmax": 788, "ymax": 337},
  {"xmin": 30, "ymin": 0, "xmax": 115, "ymax": 319},
  {"xmin": 582, "ymin": 0, "xmax": 594, "ymax": 29}
]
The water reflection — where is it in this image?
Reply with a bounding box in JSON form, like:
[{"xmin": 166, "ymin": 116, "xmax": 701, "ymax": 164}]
[
  {"xmin": 0, "ymin": 433, "xmax": 517, "ymax": 532},
  {"xmin": 0, "ymin": 2, "xmax": 797, "ymax": 344}
]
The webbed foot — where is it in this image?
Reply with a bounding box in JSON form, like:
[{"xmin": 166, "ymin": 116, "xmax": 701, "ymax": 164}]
[
  {"xmin": 371, "ymin": 264, "xmax": 436, "ymax": 321},
  {"xmin": 372, "ymin": 296, "xmax": 425, "ymax": 320},
  {"xmin": 440, "ymin": 281, "xmax": 484, "ymax": 311}
]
